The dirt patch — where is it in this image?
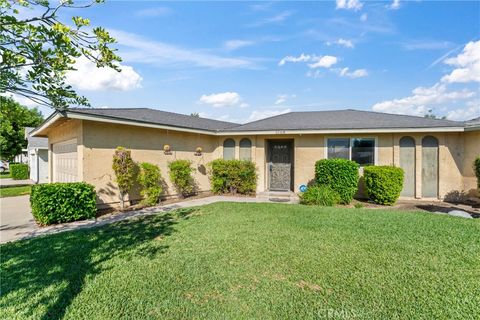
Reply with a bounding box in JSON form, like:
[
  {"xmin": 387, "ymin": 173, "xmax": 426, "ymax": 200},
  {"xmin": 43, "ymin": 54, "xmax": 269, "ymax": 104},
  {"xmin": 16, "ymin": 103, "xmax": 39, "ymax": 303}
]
[{"xmin": 297, "ymin": 280, "xmax": 322, "ymax": 292}]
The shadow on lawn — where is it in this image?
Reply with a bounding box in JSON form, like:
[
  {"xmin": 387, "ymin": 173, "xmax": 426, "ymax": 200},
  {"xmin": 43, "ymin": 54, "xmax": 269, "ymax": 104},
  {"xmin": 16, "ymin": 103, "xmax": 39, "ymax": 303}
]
[{"xmin": 0, "ymin": 210, "xmax": 195, "ymax": 319}]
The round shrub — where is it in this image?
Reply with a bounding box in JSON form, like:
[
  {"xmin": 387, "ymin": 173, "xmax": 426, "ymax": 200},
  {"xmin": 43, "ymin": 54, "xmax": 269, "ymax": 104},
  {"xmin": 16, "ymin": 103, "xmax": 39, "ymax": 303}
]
[
  {"xmin": 315, "ymin": 159, "xmax": 359, "ymax": 204},
  {"xmin": 30, "ymin": 182, "xmax": 97, "ymax": 225},
  {"xmin": 364, "ymin": 166, "xmax": 404, "ymax": 205},
  {"xmin": 138, "ymin": 162, "xmax": 163, "ymax": 206},
  {"xmin": 10, "ymin": 163, "xmax": 29, "ymax": 180},
  {"xmin": 300, "ymin": 185, "xmax": 340, "ymax": 206},
  {"xmin": 209, "ymin": 159, "xmax": 257, "ymax": 195},
  {"xmin": 168, "ymin": 160, "xmax": 196, "ymax": 197}
]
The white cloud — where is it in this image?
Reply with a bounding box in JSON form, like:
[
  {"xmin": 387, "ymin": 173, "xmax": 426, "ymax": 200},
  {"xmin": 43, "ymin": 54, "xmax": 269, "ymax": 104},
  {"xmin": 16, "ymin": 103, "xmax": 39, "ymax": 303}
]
[
  {"xmin": 65, "ymin": 57, "xmax": 142, "ymax": 91},
  {"xmin": 401, "ymin": 40, "xmax": 452, "ymax": 51},
  {"xmin": 336, "ymin": 0, "xmax": 363, "ymax": 11},
  {"xmin": 279, "ymin": 54, "xmax": 338, "ymax": 68},
  {"xmin": 278, "ymin": 53, "xmax": 312, "ymax": 66},
  {"xmin": 308, "ymin": 56, "xmax": 338, "ymax": 69},
  {"xmin": 275, "ymin": 94, "xmax": 296, "ymax": 105},
  {"xmin": 247, "ymin": 108, "xmax": 291, "ymax": 122},
  {"xmin": 388, "ymin": 0, "xmax": 401, "ymax": 10},
  {"xmin": 198, "ymin": 92, "xmax": 244, "ymax": 108},
  {"xmin": 372, "ymin": 83, "xmax": 475, "ymax": 116},
  {"xmin": 446, "ymin": 102, "xmax": 480, "ymax": 121},
  {"xmin": 111, "ymin": 29, "xmax": 255, "ymax": 69},
  {"xmin": 326, "ymin": 38, "xmax": 354, "ymax": 48},
  {"xmin": 224, "ymin": 40, "xmax": 255, "ymax": 51},
  {"xmin": 339, "ymin": 67, "xmax": 368, "ymax": 78},
  {"xmin": 441, "ymin": 40, "xmax": 480, "ymax": 83},
  {"xmin": 135, "ymin": 6, "xmax": 172, "ymax": 17},
  {"xmin": 372, "ymin": 40, "xmax": 480, "ymax": 120},
  {"xmin": 360, "ymin": 13, "xmax": 368, "ymax": 22}
]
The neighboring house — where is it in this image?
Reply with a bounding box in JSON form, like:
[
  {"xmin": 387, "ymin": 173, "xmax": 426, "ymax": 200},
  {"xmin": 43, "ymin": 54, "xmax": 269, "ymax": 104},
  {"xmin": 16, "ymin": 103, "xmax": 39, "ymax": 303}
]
[
  {"xmin": 31, "ymin": 108, "xmax": 480, "ymax": 207},
  {"xmin": 25, "ymin": 127, "xmax": 49, "ymax": 183}
]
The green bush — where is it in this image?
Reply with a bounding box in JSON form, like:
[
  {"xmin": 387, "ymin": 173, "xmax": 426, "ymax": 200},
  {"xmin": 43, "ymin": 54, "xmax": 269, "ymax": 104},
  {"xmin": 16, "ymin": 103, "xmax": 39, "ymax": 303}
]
[
  {"xmin": 474, "ymin": 156, "xmax": 480, "ymax": 189},
  {"xmin": 300, "ymin": 185, "xmax": 340, "ymax": 206},
  {"xmin": 168, "ymin": 160, "xmax": 196, "ymax": 197},
  {"xmin": 209, "ymin": 159, "xmax": 257, "ymax": 195},
  {"xmin": 315, "ymin": 159, "xmax": 359, "ymax": 204},
  {"xmin": 10, "ymin": 163, "xmax": 29, "ymax": 180},
  {"xmin": 138, "ymin": 162, "xmax": 163, "ymax": 206},
  {"xmin": 364, "ymin": 166, "xmax": 404, "ymax": 205},
  {"xmin": 30, "ymin": 182, "xmax": 97, "ymax": 225}
]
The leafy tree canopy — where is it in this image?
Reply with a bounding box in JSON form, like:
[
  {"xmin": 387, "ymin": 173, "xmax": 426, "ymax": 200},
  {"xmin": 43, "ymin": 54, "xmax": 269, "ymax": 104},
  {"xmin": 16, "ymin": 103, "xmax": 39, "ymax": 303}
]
[
  {"xmin": 0, "ymin": 96, "xmax": 44, "ymax": 161},
  {"xmin": 0, "ymin": 0, "xmax": 121, "ymax": 110}
]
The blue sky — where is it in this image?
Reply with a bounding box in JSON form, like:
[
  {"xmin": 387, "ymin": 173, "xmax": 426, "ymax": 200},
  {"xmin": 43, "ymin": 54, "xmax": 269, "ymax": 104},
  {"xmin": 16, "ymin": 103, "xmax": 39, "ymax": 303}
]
[{"xmin": 32, "ymin": 1, "xmax": 480, "ymax": 122}]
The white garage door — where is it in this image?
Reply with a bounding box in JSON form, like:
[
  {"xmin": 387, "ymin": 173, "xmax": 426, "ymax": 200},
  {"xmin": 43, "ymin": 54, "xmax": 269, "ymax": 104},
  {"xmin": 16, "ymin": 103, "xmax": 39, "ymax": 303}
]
[{"xmin": 52, "ymin": 139, "xmax": 78, "ymax": 182}]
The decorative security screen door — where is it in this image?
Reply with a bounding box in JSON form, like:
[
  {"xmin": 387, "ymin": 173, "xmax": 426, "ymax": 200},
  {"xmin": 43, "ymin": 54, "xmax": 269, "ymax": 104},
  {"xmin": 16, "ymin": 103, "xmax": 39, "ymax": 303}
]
[{"xmin": 268, "ymin": 141, "xmax": 292, "ymax": 191}]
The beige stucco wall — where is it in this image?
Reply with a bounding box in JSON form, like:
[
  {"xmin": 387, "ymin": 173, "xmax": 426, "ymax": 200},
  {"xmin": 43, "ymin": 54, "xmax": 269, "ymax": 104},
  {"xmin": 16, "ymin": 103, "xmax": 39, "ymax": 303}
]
[
  {"xmin": 225, "ymin": 132, "xmax": 466, "ymax": 199},
  {"xmin": 81, "ymin": 120, "xmax": 219, "ymax": 206},
  {"xmin": 44, "ymin": 117, "xmax": 477, "ymax": 206}
]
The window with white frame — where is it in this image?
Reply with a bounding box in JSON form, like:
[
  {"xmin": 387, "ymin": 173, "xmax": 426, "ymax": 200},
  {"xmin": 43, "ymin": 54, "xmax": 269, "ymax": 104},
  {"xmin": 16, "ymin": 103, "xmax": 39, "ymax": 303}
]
[{"xmin": 327, "ymin": 138, "xmax": 375, "ymax": 165}]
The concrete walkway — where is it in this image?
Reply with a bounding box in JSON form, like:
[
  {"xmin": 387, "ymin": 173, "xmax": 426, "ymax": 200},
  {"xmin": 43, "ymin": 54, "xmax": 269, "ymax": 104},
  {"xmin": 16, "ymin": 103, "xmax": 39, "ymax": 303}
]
[
  {"xmin": 0, "ymin": 196, "xmax": 272, "ymax": 244},
  {"xmin": 0, "ymin": 178, "xmax": 34, "ymax": 187}
]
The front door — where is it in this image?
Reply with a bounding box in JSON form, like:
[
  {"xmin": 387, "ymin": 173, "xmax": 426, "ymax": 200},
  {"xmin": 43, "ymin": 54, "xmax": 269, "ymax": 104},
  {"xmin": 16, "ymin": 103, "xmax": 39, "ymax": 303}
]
[{"xmin": 268, "ymin": 140, "xmax": 293, "ymax": 191}]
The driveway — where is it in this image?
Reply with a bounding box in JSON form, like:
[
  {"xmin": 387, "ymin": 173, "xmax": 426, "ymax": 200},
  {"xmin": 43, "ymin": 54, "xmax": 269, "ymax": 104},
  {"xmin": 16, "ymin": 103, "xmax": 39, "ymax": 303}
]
[{"xmin": 0, "ymin": 195, "xmax": 38, "ymax": 243}]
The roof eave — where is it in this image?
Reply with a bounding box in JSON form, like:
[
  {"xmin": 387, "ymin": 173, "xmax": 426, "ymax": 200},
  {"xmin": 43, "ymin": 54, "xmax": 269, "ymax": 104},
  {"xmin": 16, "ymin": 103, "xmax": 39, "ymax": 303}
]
[{"xmin": 218, "ymin": 126, "xmax": 466, "ymax": 135}]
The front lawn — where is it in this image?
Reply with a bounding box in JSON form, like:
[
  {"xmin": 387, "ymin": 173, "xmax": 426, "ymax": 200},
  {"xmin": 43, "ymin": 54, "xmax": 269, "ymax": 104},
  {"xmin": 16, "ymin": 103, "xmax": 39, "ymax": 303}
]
[
  {"xmin": 0, "ymin": 172, "xmax": 11, "ymax": 179},
  {"xmin": 1, "ymin": 203, "xmax": 479, "ymax": 319},
  {"xmin": 0, "ymin": 185, "xmax": 31, "ymax": 198}
]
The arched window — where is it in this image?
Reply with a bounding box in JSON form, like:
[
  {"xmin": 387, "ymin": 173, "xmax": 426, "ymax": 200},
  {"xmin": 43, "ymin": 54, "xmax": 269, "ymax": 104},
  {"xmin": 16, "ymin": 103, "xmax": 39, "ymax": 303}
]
[
  {"xmin": 239, "ymin": 138, "xmax": 252, "ymax": 161},
  {"xmin": 223, "ymin": 138, "xmax": 235, "ymax": 160}
]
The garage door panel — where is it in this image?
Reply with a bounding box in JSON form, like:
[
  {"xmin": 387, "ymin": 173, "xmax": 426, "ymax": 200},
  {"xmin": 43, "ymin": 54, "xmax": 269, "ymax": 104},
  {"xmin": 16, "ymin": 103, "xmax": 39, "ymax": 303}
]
[{"xmin": 53, "ymin": 139, "xmax": 78, "ymax": 183}]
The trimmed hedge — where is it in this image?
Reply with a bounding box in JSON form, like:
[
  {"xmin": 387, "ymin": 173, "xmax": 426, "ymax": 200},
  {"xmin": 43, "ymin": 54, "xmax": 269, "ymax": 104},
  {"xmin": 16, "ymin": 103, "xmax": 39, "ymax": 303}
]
[
  {"xmin": 300, "ymin": 185, "xmax": 340, "ymax": 206},
  {"xmin": 364, "ymin": 166, "xmax": 404, "ymax": 205},
  {"xmin": 209, "ymin": 159, "xmax": 257, "ymax": 195},
  {"xmin": 168, "ymin": 160, "xmax": 196, "ymax": 197},
  {"xmin": 315, "ymin": 159, "xmax": 359, "ymax": 204},
  {"xmin": 30, "ymin": 182, "xmax": 97, "ymax": 225},
  {"xmin": 474, "ymin": 156, "xmax": 480, "ymax": 189},
  {"xmin": 10, "ymin": 163, "xmax": 29, "ymax": 180}
]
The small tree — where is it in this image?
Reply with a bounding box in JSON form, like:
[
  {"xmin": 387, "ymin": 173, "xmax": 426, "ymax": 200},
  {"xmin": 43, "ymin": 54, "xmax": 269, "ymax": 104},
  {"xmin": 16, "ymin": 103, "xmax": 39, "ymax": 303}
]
[
  {"xmin": 138, "ymin": 162, "xmax": 163, "ymax": 206},
  {"xmin": 0, "ymin": 96, "xmax": 43, "ymax": 161},
  {"xmin": 112, "ymin": 147, "xmax": 136, "ymax": 210},
  {"xmin": 168, "ymin": 160, "xmax": 196, "ymax": 198}
]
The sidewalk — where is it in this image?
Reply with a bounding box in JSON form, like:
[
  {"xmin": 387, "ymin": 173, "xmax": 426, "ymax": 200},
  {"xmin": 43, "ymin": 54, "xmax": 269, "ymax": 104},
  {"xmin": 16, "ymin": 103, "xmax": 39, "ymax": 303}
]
[
  {"xmin": 0, "ymin": 196, "xmax": 273, "ymax": 244},
  {"xmin": 0, "ymin": 178, "xmax": 34, "ymax": 187}
]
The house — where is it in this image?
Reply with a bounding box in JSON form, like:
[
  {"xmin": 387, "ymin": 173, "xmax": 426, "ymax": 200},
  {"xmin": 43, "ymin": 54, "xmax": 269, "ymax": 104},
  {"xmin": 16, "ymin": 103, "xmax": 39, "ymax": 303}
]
[
  {"xmin": 31, "ymin": 108, "xmax": 480, "ymax": 207},
  {"xmin": 25, "ymin": 127, "xmax": 49, "ymax": 183}
]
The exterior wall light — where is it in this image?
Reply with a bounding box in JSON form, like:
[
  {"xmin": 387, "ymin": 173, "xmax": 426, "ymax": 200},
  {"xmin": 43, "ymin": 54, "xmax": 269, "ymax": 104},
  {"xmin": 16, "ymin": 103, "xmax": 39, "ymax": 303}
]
[{"xmin": 163, "ymin": 144, "xmax": 172, "ymax": 155}]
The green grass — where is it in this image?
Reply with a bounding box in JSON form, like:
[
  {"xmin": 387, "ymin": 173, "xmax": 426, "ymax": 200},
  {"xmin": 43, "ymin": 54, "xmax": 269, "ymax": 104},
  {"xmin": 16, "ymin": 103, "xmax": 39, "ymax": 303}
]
[
  {"xmin": 1, "ymin": 203, "xmax": 479, "ymax": 319},
  {"xmin": 0, "ymin": 185, "xmax": 31, "ymax": 198},
  {"xmin": 0, "ymin": 172, "xmax": 11, "ymax": 179}
]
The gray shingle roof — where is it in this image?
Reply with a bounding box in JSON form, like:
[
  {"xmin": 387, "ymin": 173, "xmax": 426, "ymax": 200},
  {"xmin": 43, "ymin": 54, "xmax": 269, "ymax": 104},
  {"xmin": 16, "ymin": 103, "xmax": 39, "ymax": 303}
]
[
  {"xmin": 25, "ymin": 127, "xmax": 48, "ymax": 148},
  {"xmin": 69, "ymin": 108, "xmax": 239, "ymax": 132},
  {"xmin": 223, "ymin": 109, "xmax": 464, "ymax": 132},
  {"xmin": 465, "ymin": 116, "xmax": 480, "ymax": 127}
]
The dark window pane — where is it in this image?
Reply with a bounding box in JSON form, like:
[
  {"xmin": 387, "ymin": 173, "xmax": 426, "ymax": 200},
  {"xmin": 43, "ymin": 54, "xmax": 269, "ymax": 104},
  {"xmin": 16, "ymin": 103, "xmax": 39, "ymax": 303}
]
[
  {"xmin": 351, "ymin": 138, "xmax": 374, "ymax": 165},
  {"xmin": 327, "ymin": 138, "xmax": 350, "ymax": 159},
  {"xmin": 223, "ymin": 139, "xmax": 235, "ymax": 160},
  {"xmin": 239, "ymin": 138, "xmax": 252, "ymax": 160}
]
